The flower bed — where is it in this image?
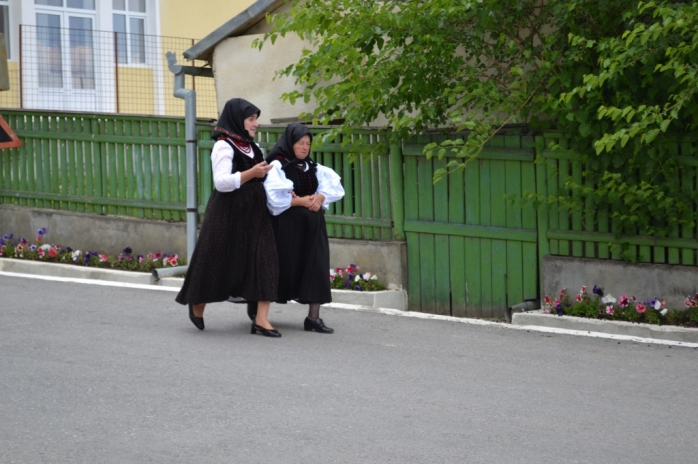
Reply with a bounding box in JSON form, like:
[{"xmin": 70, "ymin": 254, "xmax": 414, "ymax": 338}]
[
  {"xmin": 330, "ymin": 263, "xmax": 386, "ymax": 291},
  {"xmin": 0, "ymin": 227, "xmax": 184, "ymax": 273},
  {"xmin": 544, "ymin": 285, "xmax": 698, "ymax": 328}
]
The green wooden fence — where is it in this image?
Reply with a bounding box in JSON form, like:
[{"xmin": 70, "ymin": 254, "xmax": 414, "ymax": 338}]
[
  {"xmin": 3, "ymin": 109, "xmax": 698, "ymax": 317},
  {"xmin": 0, "ymin": 110, "xmax": 394, "ymax": 241}
]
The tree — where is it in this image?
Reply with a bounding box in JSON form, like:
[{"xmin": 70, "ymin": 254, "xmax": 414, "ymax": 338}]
[{"xmin": 256, "ymin": 0, "xmax": 698, "ymax": 236}]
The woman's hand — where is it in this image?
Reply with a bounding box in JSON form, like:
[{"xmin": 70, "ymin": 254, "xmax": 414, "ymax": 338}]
[
  {"xmin": 250, "ymin": 161, "xmax": 273, "ymax": 178},
  {"xmin": 240, "ymin": 161, "xmax": 273, "ymax": 184},
  {"xmin": 308, "ymin": 193, "xmax": 325, "ymax": 212},
  {"xmin": 291, "ymin": 193, "xmax": 314, "ymax": 208}
]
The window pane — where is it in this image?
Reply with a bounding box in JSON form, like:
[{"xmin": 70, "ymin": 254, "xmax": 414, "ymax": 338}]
[
  {"xmin": 67, "ymin": 0, "xmax": 95, "ymax": 9},
  {"xmin": 36, "ymin": 13, "xmax": 63, "ymax": 88},
  {"xmin": 69, "ymin": 16, "xmax": 94, "ymax": 89},
  {"xmin": 35, "ymin": 0, "xmax": 63, "ymax": 6},
  {"xmin": 113, "ymin": 14, "xmax": 127, "ymax": 64},
  {"xmin": 113, "ymin": 0, "xmax": 125, "ymax": 10},
  {"xmin": 0, "ymin": 6, "xmax": 9, "ymax": 59},
  {"xmin": 128, "ymin": 0, "xmax": 146, "ymax": 13},
  {"xmin": 129, "ymin": 17, "xmax": 145, "ymax": 63}
]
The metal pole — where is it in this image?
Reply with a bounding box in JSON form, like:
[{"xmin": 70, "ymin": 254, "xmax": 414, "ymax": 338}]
[{"xmin": 152, "ymin": 52, "xmax": 212, "ymax": 281}]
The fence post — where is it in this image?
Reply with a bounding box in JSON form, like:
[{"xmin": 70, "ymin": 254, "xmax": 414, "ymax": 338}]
[
  {"xmin": 389, "ymin": 133, "xmax": 405, "ymax": 240},
  {"xmin": 534, "ymin": 134, "xmax": 550, "ymax": 293}
]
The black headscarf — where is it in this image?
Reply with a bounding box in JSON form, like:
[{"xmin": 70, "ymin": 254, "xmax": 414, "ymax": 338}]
[
  {"xmin": 266, "ymin": 123, "xmax": 315, "ymax": 170},
  {"xmin": 211, "ymin": 98, "xmax": 261, "ymax": 143}
]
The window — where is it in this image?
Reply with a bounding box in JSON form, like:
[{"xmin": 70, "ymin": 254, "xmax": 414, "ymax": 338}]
[
  {"xmin": 113, "ymin": 0, "xmax": 147, "ymax": 64},
  {"xmin": 35, "ymin": 0, "xmax": 95, "ymax": 8},
  {"xmin": 0, "ymin": 1, "xmax": 9, "ymax": 59}
]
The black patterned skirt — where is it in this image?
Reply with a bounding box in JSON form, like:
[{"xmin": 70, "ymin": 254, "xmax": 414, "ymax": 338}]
[
  {"xmin": 273, "ymin": 206, "xmax": 331, "ymax": 304},
  {"xmin": 175, "ymin": 182, "xmax": 278, "ymax": 305}
]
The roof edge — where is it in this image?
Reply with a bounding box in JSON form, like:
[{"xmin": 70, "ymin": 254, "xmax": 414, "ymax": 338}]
[{"xmin": 183, "ymin": 0, "xmax": 286, "ymax": 62}]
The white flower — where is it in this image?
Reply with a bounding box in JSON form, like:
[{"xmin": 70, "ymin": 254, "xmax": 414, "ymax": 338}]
[
  {"xmin": 362, "ymin": 272, "xmax": 372, "ymax": 281},
  {"xmin": 370, "ymin": 275, "xmax": 378, "ymax": 280},
  {"xmin": 39, "ymin": 244, "xmax": 52, "ymax": 251},
  {"xmin": 329, "ymin": 269, "xmax": 336, "ymax": 277},
  {"xmin": 72, "ymin": 250, "xmax": 82, "ymax": 261},
  {"xmin": 601, "ymin": 294, "xmax": 616, "ymax": 304},
  {"xmin": 654, "ymin": 300, "xmax": 662, "ymax": 310},
  {"xmin": 354, "ymin": 275, "xmax": 361, "ymax": 282},
  {"xmin": 660, "ymin": 308, "xmax": 668, "ymax": 316}
]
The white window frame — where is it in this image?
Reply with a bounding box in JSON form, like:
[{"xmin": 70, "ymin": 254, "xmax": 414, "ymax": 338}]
[{"xmin": 112, "ymin": 0, "xmax": 149, "ymax": 66}]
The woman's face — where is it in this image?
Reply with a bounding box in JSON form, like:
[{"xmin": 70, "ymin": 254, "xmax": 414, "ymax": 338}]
[
  {"xmin": 293, "ymin": 135, "xmax": 311, "ymax": 160},
  {"xmin": 244, "ymin": 113, "xmax": 259, "ymax": 138}
]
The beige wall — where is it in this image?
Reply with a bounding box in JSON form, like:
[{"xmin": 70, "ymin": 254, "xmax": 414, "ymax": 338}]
[
  {"xmin": 0, "ymin": 62, "xmax": 19, "ymax": 108},
  {"xmin": 159, "ymin": 0, "xmax": 253, "ymax": 39},
  {"xmin": 213, "ymin": 33, "xmax": 317, "ymax": 124}
]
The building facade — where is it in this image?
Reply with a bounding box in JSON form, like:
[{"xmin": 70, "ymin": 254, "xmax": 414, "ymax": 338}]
[{"xmin": 0, "ymin": 0, "xmax": 255, "ymax": 118}]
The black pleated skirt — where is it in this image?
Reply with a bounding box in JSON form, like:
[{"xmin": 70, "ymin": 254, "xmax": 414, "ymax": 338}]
[
  {"xmin": 273, "ymin": 206, "xmax": 331, "ymax": 304},
  {"xmin": 175, "ymin": 181, "xmax": 278, "ymax": 305}
]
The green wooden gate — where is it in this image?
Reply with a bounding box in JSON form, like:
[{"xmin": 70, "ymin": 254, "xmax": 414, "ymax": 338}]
[{"xmin": 402, "ymin": 134, "xmax": 539, "ymax": 318}]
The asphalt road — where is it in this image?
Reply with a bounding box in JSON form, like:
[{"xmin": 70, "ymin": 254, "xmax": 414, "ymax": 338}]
[{"xmin": 1, "ymin": 274, "xmax": 697, "ymax": 464}]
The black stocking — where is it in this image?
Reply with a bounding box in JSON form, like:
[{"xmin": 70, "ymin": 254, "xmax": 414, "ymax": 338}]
[{"xmin": 308, "ymin": 303, "xmax": 320, "ymax": 321}]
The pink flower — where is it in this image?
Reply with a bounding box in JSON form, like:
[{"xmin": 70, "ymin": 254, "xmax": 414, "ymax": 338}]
[
  {"xmin": 49, "ymin": 248, "xmax": 57, "ymax": 258},
  {"xmin": 544, "ymin": 295, "xmax": 551, "ymax": 304},
  {"xmin": 38, "ymin": 248, "xmax": 45, "ymax": 258},
  {"xmin": 606, "ymin": 305, "xmax": 614, "ymax": 315},
  {"xmin": 636, "ymin": 304, "xmax": 646, "ymax": 313},
  {"xmin": 619, "ymin": 294, "xmax": 629, "ymax": 308},
  {"xmin": 36, "ymin": 235, "xmax": 43, "ymax": 243},
  {"xmin": 576, "ymin": 294, "xmax": 582, "ymax": 302},
  {"xmin": 99, "ymin": 254, "xmax": 108, "ymax": 262},
  {"xmin": 580, "ymin": 286, "xmax": 587, "ymax": 293}
]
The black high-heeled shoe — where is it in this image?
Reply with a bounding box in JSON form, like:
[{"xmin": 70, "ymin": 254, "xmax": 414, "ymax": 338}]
[
  {"xmin": 188, "ymin": 304, "xmax": 204, "ymax": 330},
  {"xmin": 251, "ymin": 322, "xmax": 281, "ymax": 338},
  {"xmin": 304, "ymin": 317, "xmax": 334, "ymax": 334}
]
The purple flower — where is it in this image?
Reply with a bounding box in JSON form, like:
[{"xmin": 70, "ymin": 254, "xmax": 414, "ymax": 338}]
[
  {"xmin": 19, "ymin": 237, "xmax": 28, "ymax": 245},
  {"xmin": 37, "ymin": 227, "xmax": 47, "ymax": 236},
  {"xmin": 29, "ymin": 244, "xmax": 37, "ymax": 251},
  {"xmin": 344, "ymin": 280, "xmax": 351, "ymax": 289},
  {"xmin": 355, "ymin": 285, "xmax": 362, "ymax": 291},
  {"xmin": 555, "ymin": 300, "xmax": 563, "ymax": 316},
  {"xmin": 592, "ymin": 285, "xmax": 604, "ymax": 297},
  {"xmin": 122, "ymin": 247, "xmax": 132, "ymax": 254},
  {"xmin": 1, "ymin": 234, "xmax": 8, "ymax": 241}
]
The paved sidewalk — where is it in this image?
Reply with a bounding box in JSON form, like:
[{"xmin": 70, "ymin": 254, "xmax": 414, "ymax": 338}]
[
  {"xmin": 1, "ymin": 258, "xmax": 697, "ymax": 348},
  {"xmin": 2, "ymin": 273, "xmax": 698, "ymax": 464}
]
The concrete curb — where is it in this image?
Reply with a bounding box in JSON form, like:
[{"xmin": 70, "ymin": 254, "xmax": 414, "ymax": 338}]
[
  {"xmin": 0, "ymin": 258, "xmax": 408, "ymax": 311},
  {"xmin": 512, "ymin": 310, "xmax": 698, "ymax": 344}
]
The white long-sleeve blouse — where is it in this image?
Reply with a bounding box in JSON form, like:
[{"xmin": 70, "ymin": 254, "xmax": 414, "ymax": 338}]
[
  {"xmin": 263, "ymin": 160, "xmax": 345, "ymax": 216},
  {"xmin": 211, "ymin": 139, "xmax": 257, "ymax": 192}
]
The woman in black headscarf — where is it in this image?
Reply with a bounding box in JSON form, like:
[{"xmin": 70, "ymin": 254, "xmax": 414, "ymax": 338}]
[
  {"xmin": 175, "ymin": 98, "xmax": 282, "ymax": 338},
  {"xmin": 262, "ymin": 123, "xmax": 345, "ymax": 333}
]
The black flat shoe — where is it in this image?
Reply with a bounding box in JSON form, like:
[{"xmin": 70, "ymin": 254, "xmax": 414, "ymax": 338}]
[
  {"xmin": 251, "ymin": 322, "xmax": 281, "ymax": 338},
  {"xmin": 304, "ymin": 317, "xmax": 334, "ymax": 334},
  {"xmin": 247, "ymin": 302, "xmax": 258, "ymax": 322},
  {"xmin": 188, "ymin": 304, "xmax": 204, "ymax": 330}
]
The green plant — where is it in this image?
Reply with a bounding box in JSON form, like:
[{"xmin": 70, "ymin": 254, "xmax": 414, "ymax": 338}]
[
  {"xmin": 543, "ymin": 285, "xmax": 698, "ymax": 327},
  {"xmin": 256, "ymin": 0, "xmax": 698, "ymax": 239},
  {"xmin": 330, "ymin": 264, "xmax": 386, "ymax": 291},
  {"xmin": 0, "ymin": 228, "xmax": 184, "ymax": 273}
]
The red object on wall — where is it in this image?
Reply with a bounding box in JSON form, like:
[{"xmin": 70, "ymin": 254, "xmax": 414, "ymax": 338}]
[{"xmin": 0, "ymin": 115, "xmax": 21, "ymax": 148}]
